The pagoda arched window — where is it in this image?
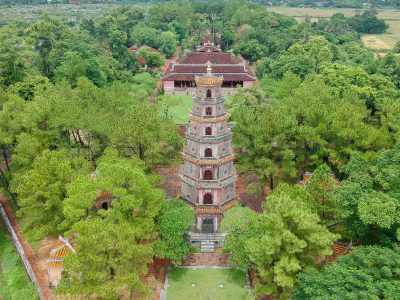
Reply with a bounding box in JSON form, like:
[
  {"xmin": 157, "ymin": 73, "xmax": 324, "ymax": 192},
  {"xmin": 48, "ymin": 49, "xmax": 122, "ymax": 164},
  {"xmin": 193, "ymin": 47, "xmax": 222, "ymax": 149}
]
[
  {"xmin": 206, "ymin": 89, "xmax": 212, "ymax": 98},
  {"xmin": 203, "ymin": 193, "xmax": 213, "ymax": 204},
  {"xmin": 203, "ymin": 170, "xmax": 213, "ymax": 180},
  {"xmin": 205, "ymin": 107, "xmax": 212, "ymax": 116},
  {"xmin": 204, "ymin": 148, "xmax": 212, "ymax": 157},
  {"xmin": 205, "ymin": 127, "xmax": 212, "ymax": 135}
]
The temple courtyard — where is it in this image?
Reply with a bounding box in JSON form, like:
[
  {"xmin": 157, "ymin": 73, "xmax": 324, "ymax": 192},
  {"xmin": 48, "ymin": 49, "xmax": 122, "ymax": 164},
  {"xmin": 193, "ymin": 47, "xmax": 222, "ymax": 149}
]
[{"xmin": 166, "ymin": 267, "xmax": 250, "ymax": 300}]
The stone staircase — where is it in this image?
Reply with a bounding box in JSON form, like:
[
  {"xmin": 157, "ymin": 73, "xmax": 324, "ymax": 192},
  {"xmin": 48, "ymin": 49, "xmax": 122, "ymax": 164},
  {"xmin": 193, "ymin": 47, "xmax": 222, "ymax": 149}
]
[{"xmin": 200, "ymin": 241, "xmax": 215, "ymax": 253}]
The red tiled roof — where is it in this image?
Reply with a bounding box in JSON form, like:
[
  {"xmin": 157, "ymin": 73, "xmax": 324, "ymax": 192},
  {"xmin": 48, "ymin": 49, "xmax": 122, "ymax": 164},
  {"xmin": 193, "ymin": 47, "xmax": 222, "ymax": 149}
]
[
  {"xmin": 47, "ymin": 236, "xmax": 76, "ymax": 268},
  {"xmin": 164, "ymin": 73, "xmax": 256, "ymax": 81},
  {"xmin": 325, "ymin": 241, "xmax": 353, "ymax": 263},
  {"xmin": 172, "ymin": 65, "xmax": 247, "ymax": 73},
  {"xmin": 162, "ymin": 51, "xmax": 256, "ymax": 82},
  {"xmin": 333, "ymin": 243, "xmax": 349, "ymax": 256},
  {"xmin": 161, "ymin": 31, "xmax": 256, "ymax": 83},
  {"xmin": 178, "ymin": 52, "xmax": 242, "ymax": 65},
  {"xmin": 198, "ymin": 45, "xmax": 221, "ymax": 52},
  {"xmin": 128, "ymin": 45, "xmax": 139, "ymax": 52},
  {"xmin": 203, "ymin": 34, "xmax": 212, "ymax": 44},
  {"xmin": 128, "ymin": 45, "xmax": 163, "ymax": 56}
]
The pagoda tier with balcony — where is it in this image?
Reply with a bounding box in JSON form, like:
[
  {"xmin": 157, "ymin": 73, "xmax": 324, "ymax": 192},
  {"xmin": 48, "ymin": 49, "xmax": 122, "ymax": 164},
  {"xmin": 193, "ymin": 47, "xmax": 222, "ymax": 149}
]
[{"xmin": 179, "ymin": 62, "xmax": 238, "ymax": 246}]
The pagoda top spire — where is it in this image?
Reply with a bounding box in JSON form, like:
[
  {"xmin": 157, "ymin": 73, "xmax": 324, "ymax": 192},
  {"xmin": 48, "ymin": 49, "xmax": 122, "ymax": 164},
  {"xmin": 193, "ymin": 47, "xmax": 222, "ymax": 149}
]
[
  {"xmin": 195, "ymin": 61, "xmax": 223, "ymax": 87},
  {"xmin": 206, "ymin": 61, "xmax": 212, "ymax": 74}
]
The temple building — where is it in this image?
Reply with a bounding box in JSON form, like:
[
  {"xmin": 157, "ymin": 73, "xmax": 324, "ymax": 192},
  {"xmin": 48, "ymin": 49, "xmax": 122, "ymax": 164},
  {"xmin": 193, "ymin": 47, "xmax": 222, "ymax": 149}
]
[
  {"xmin": 179, "ymin": 64, "xmax": 238, "ymax": 252},
  {"xmin": 162, "ymin": 36, "xmax": 256, "ymax": 95},
  {"xmin": 46, "ymin": 236, "xmax": 75, "ymax": 288}
]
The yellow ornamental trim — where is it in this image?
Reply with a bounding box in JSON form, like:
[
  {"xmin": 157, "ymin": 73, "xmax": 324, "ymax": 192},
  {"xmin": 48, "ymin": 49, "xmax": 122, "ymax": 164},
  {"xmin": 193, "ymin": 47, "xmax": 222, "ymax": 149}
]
[
  {"xmin": 195, "ymin": 199, "xmax": 239, "ymax": 213},
  {"xmin": 182, "ymin": 153, "xmax": 235, "ymax": 166},
  {"xmin": 189, "ymin": 113, "xmax": 229, "ymax": 123},
  {"xmin": 195, "ymin": 74, "xmax": 224, "ymax": 87}
]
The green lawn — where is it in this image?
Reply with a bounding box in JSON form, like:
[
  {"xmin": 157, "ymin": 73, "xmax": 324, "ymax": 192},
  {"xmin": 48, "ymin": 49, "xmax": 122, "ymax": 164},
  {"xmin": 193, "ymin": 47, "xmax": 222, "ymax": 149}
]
[
  {"xmin": 162, "ymin": 95, "xmax": 193, "ymax": 124},
  {"xmin": 0, "ymin": 225, "xmax": 38, "ymax": 300},
  {"xmin": 167, "ymin": 268, "xmax": 251, "ymax": 300}
]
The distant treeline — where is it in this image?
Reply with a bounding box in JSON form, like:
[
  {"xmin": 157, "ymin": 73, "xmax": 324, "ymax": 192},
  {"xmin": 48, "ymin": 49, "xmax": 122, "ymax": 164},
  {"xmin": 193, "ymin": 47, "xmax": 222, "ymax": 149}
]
[
  {"xmin": 0, "ymin": 0, "xmax": 158, "ymax": 5},
  {"xmin": 256, "ymin": 0, "xmax": 399, "ymax": 8},
  {"xmin": 0, "ymin": 0, "xmax": 398, "ymax": 8}
]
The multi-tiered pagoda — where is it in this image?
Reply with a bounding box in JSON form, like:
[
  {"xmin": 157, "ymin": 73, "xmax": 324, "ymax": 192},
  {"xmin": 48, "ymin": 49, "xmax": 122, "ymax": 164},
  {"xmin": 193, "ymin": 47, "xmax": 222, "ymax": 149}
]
[{"xmin": 179, "ymin": 62, "xmax": 238, "ymax": 251}]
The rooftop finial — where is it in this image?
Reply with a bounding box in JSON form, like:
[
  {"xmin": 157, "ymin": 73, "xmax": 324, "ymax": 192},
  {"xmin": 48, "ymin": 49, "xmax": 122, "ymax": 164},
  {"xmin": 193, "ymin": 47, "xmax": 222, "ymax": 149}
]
[{"xmin": 206, "ymin": 61, "xmax": 212, "ymax": 74}]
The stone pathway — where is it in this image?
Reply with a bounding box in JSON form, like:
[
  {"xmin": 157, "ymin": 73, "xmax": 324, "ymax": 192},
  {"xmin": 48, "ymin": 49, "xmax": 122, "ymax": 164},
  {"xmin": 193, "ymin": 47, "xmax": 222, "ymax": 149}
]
[
  {"xmin": 156, "ymin": 166, "xmax": 180, "ymax": 199},
  {"xmin": 181, "ymin": 253, "xmax": 229, "ymax": 267}
]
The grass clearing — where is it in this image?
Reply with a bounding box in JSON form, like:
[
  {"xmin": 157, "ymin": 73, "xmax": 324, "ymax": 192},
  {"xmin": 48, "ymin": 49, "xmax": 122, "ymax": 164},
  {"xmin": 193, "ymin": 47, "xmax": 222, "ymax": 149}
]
[
  {"xmin": 167, "ymin": 268, "xmax": 250, "ymax": 300},
  {"xmin": 362, "ymin": 35, "xmax": 393, "ymax": 50},
  {"xmin": 163, "ymin": 95, "xmax": 193, "ymax": 124},
  {"xmin": 0, "ymin": 225, "xmax": 38, "ymax": 300}
]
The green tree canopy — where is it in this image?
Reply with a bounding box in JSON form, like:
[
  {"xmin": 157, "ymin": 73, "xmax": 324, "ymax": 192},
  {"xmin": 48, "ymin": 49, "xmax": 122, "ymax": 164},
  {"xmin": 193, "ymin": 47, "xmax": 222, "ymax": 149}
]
[
  {"xmin": 305, "ymin": 164, "xmax": 338, "ymax": 224},
  {"xmin": 110, "ymin": 103, "xmax": 183, "ymax": 167},
  {"xmin": 294, "ymin": 246, "xmax": 400, "ymax": 300},
  {"xmin": 58, "ymin": 149, "xmax": 165, "ymax": 298},
  {"xmin": 349, "ymin": 10, "xmax": 388, "ymax": 34},
  {"xmin": 58, "ymin": 218, "xmax": 153, "ymax": 300},
  {"xmin": 247, "ymin": 184, "xmax": 338, "ymax": 298},
  {"xmin": 220, "ymin": 205, "xmax": 262, "ymax": 268},
  {"xmin": 335, "ymin": 145, "xmax": 400, "ymax": 243},
  {"xmin": 154, "ymin": 199, "xmax": 195, "ymax": 266},
  {"xmin": 61, "ymin": 148, "xmax": 164, "ymax": 234},
  {"xmin": 11, "ymin": 149, "xmax": 89, "ymax": 240}
]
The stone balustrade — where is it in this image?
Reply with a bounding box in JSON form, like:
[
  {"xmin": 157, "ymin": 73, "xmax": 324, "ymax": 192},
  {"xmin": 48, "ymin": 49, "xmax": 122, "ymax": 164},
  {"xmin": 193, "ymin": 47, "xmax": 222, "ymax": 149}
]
[
  {"xmin": 187, "ymin": 231, "xmax": 226, "ymax": 242},
  {"xmin": 179, "ymin": 173, "xmax": 238, "ymax": 188},
  {"xmin": 185, "ymin": 131, "xmax": 232, "ymax": 143}
]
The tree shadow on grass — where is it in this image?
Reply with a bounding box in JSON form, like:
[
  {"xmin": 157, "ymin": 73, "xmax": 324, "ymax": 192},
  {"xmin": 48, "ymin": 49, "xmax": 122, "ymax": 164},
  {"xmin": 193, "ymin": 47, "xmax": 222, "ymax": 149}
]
[
  {"xmin": 222, "ymin": 269, "xmax": 247, "ymax": 286},
  {"xmin": 168, "ymin": 268, "xmax": 189, "ymax": 281}
]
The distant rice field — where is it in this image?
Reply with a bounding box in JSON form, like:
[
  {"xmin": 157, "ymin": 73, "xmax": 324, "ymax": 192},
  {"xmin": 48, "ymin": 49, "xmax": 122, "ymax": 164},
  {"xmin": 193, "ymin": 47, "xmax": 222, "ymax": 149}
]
[
  {"xmin": 268, "ymin": 6, "xmax": 400, "ymax": 50},
  {"xmin": 268, "ymin": 6, "xmax": 400, "ymax": 20}
]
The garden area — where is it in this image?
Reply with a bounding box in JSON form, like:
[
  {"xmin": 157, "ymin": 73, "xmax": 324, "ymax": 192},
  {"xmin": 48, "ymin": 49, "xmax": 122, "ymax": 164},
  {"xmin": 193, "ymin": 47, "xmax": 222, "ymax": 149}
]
[
  {"xmin": 166, "ymin": 268, "xmax": 250, "ymax": 300},
  {"xmin": 161, "ymin": 94, "xmax": 193, "ymax": 124},
  {"xmin": 0, "ymin": 225, "xmax": 38, "ymax": 300}
]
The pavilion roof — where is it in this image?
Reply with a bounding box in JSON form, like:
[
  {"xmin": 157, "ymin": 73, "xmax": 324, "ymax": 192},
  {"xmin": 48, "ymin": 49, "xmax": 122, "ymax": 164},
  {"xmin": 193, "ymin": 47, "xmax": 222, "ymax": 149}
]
[
  {"xmin": 325, "ymin": 241, "xmax": 354, "ymax": 263},
  {"xmin": 162, "ymin": 51, "xmax": 256, "ymax": 82},
  {"xmin": 178, "ymin": 52, "xmax": 242, "ymax": 64},
  {"xmin": 198, "ymin": 45, "xmax": 221, "ymax": 52},
  {"xmin": 46, "ymin": 236, "xmax": 75, "ymax": 268}
]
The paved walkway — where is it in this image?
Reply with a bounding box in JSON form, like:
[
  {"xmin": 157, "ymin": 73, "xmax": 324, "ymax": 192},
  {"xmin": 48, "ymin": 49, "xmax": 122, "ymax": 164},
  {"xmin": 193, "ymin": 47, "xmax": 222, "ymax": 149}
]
[
  {"xmin": 181, "ymin": 252, "xmax": 229, "ymax": 267},
  {"xmin": 156, "ymin": 166, "xmax": 180, "ymax": 199}
]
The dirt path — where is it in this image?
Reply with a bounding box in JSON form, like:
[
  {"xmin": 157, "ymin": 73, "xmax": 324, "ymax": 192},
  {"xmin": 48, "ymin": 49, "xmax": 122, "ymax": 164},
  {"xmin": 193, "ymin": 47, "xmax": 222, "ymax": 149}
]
[
  {"xmin": 362, "ymin": 35, "xmax": 392, "ymax": 50},
  {"xmin": 0, "ymin": 195, "xmax": 54, "ymax": 300}
]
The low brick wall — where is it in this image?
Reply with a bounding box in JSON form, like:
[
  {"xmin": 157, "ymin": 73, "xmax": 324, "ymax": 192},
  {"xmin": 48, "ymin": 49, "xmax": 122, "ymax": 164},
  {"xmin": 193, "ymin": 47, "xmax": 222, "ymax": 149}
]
[{"xmin": 181, "ymin": 253, "xmax": 229, "ymax": 267}]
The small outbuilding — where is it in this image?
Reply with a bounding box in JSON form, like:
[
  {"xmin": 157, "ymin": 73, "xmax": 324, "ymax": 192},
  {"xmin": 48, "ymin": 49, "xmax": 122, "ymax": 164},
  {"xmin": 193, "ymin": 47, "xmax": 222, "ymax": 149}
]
[{"xmin": 46, "ymin": 236, "xmax": 75, "ymax": 288}]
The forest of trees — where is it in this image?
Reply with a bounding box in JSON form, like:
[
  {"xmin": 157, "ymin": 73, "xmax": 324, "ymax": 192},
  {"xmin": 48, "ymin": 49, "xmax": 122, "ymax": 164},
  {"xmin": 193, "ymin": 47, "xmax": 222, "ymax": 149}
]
[
  {"xmin": 0, "ymin": 0, "xmax": 398, "ymax": 8},
  {"xmin": 0, "ymin": 0, "xmax": 399, "ymax": 299}
]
